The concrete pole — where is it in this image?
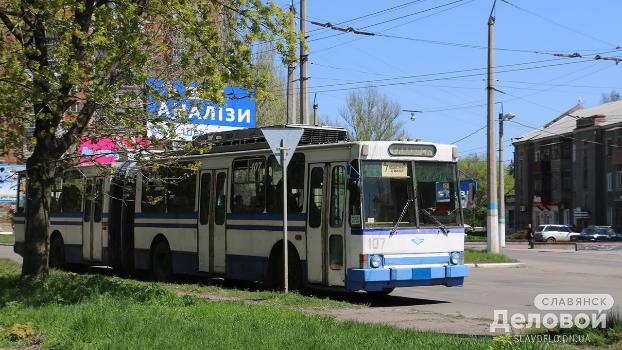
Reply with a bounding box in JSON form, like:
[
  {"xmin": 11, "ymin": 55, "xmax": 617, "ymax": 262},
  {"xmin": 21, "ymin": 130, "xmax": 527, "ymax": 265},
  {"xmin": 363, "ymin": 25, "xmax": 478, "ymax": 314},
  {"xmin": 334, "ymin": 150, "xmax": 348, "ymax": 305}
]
[
  {"xmin": 286, "ymin": 3, "xmax": 296, "ymax": 125},
  {"xmin": 487, "ymin": 1, "xmax": 500, "ymax": 254},
  {"xmin": 280, "ymin": 139, "xmax": 289, "ymax": 293},
  {"xmin": 498, "ymin": 114, "xmax": 506, "ymax": 248},
  {"xmin": 299, "ymin": 0, "xmax": 309, "ymax": 125}
]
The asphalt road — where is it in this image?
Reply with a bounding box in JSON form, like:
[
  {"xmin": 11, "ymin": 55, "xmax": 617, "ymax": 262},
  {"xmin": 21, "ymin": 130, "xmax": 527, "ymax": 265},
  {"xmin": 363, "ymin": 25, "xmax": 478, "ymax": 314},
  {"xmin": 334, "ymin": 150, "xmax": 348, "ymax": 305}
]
[
  {"xmin": 0, "ymin": 244, "xmax": 21, "ymax": 263},
  {"xmin": 1, "ymin": 244, "xmax": 619, "ymax": 335}
]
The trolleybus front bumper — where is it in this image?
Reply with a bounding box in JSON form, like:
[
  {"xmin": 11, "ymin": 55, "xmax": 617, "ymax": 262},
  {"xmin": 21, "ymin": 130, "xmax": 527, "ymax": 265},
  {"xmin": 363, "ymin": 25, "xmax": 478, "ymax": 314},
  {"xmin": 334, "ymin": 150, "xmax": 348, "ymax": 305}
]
[{"xmin": 346, "ymin": 264, "xmax": 469, "ymax": 291}]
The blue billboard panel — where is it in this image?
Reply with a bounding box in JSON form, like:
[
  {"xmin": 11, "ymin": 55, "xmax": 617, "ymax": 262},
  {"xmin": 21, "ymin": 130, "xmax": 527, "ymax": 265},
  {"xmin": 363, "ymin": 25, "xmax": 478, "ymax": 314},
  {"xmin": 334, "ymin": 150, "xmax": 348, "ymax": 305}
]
[
  {"xmin": 460, "ymin": 179, "xmax": 477, "ymax": 209},
  {"xmin": 146, "ymin": 78, "xmax": 256, "ymax": 130}
]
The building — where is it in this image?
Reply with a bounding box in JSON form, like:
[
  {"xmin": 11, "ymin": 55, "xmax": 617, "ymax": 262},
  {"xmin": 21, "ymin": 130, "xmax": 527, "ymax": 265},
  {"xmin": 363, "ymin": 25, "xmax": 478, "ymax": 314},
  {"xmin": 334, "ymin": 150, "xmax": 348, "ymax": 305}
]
[{"xmin": 513, "ymin": 100, "xmax": 622, "ymax": 230}]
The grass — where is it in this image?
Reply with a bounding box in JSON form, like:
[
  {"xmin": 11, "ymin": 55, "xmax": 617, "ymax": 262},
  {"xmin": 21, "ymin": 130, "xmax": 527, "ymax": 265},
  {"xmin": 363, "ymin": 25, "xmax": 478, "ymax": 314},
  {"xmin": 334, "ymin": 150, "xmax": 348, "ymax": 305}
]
[
  {"xmin": 0, "ymin": 234, "xmax": 15, "ymax": 244},
  {"xmin": 527, "ymin": 311, "xmax": 622, "ymax": 347},
  {"xmin": 464, "ymin": 248, "xmax": 518, "ymax": 264},
  {"xmin": 0, "ymin": 258, "xmax": 555, "ymax": 350}
]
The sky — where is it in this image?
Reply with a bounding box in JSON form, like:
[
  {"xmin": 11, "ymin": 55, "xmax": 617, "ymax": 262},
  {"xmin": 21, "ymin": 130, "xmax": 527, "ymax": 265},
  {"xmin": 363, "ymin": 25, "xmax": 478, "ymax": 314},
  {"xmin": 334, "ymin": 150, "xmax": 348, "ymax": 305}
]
[{"xmin": 281, "ymin": 0, "xmax": 622, "ymax": 159}]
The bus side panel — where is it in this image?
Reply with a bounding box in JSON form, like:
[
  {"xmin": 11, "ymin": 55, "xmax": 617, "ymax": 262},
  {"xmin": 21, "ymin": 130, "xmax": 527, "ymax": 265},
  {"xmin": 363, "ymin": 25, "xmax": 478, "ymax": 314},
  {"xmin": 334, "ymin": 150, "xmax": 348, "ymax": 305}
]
[
  {"xmin": 49, "ymin": 214, "xmax": 84, "ymax": 264},
  {"xmin": 225, "ymin": 214, "xmax": 307, "ymax": 283},
  {"xmin": 133, "ymin": 213, "xmax": 198, "ymax": 274}
]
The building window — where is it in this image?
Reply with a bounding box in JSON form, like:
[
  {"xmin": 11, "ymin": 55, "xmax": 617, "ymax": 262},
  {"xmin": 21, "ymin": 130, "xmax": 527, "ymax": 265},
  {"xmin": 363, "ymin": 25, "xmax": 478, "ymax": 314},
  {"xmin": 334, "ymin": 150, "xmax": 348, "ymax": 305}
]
[
  {"xmin": 608, "ymin": 207, "xmax": 613, "ymax": 225},
  {"xmin": 607, "ymin": 173, "xmax": 613, "ymax": 191},
  {"xmin": 572, "ymin": 144, "xmax": 576, "ymax": 162},
  {"xmin": 535, "ymin": 150, "xmax": 540, "ymax": 162},
  {"xmin": 617, "ymin": 171, "xmax": 622, "ymax": 189},
  {"xmin": 607, "ymin": 138, "xmax": 613, "ymax": 156},
  {"xmin": 69, "ymin": 101, "xmax": 79, "ymax": 113}
]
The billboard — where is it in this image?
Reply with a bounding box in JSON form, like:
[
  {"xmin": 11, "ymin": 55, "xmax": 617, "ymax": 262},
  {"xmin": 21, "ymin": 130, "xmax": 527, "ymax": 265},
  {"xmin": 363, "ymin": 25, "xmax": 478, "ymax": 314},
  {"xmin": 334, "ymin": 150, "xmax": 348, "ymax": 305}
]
[
  {"xmin": 0, "ymin": 164, "xmax": 25, "ymax": 203},
  {"xmin": 460, "ymin": 179, "xmax": 478, "ymax": 209},
  {"xmin": 78, "ymin": 137, "xmax": 150, "ymax": 165},
  {"xmin": 146, "ymin": 79, "xmax": 256, "ymax": 140}
]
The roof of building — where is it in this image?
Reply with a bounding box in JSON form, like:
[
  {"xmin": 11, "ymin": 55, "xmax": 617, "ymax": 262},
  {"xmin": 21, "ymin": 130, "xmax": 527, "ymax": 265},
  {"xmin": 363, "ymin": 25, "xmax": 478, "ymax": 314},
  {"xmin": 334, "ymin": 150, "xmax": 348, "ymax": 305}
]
[{"xmin": 513, "ymin": 100, "xmax": 622, "ymax": 144}]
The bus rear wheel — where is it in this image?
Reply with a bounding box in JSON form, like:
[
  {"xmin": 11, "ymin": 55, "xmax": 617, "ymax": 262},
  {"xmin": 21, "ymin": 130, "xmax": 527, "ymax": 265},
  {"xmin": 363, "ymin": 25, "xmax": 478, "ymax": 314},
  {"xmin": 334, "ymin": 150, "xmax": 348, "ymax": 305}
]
[
  {"xmin": 49, "ymin": 235, "xmax": 65, "ymax": 269},
  {"xmin": 151, "ymin": 239, "xmax": 172, "ymax": 282}
]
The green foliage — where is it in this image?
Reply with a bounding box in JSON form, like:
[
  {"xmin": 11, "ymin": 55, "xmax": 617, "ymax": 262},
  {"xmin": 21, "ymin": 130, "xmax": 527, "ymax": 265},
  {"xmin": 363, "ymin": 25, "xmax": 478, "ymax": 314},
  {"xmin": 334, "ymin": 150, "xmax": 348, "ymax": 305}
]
[
  {"xmin": 506, "ymin": 231, "xmax": 528, "ymax": 240},
  {"xmin": 463, "ymin": 249, "xmax": 518, "ymax": 264},
  {"xmin": 459, "ymin": 153, "xmax": 515, "ymax": 227},
  {"xmin": 338, "ymin": 86, "xmax": 405, "ymax": 141},
  {"xmin": 254, "ymin": 44, "xmax": 287, "ymax": 127}
]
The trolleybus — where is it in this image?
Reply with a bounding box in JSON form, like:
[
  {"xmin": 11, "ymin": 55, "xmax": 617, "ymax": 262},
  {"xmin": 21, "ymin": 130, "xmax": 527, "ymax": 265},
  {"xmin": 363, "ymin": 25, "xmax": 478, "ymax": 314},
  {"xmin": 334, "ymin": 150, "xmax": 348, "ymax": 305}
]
[{"xmin": 13, "ymin": 125, "xmax": 468, "ymax": 294}]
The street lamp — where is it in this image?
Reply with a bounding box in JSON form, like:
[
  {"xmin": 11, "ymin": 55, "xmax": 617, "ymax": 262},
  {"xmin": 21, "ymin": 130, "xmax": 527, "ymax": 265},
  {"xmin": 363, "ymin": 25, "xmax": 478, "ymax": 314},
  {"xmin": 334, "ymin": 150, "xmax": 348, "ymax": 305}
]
[
  {"xmin": 498, "ymin": 111, "xmax": 515, "ymax": 248},
  {"xmin": 402, "ymin": 109, "xmax": 422, "ymax": 122}
]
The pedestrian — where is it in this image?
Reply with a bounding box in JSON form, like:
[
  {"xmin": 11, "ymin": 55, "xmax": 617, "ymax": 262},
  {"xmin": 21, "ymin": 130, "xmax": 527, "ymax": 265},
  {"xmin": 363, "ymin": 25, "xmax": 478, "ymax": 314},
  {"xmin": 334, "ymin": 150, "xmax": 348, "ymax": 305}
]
[{"xmin": 527, "ymin": 223, "xmax": 534, "ymax": 249}]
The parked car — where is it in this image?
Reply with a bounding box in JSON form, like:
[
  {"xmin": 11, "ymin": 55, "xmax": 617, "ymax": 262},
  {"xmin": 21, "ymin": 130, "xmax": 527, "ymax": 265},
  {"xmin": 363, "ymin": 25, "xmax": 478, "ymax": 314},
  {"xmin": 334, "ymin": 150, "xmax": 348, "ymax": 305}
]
[
  {"xmin": 577, "ymin": 226, "xmax": 622, "ymax": 242},
  {"xmin": 534, "ymin": 224, "xmax": 576, "ymax": 242}
]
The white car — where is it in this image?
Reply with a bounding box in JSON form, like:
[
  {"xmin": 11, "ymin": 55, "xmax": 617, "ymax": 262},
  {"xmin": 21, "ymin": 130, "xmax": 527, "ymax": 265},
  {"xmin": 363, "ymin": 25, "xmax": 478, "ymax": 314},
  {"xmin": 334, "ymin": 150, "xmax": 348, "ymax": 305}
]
[{"xmin": 534, "ymin": 224, "xmax": 577, "ymax": 242}]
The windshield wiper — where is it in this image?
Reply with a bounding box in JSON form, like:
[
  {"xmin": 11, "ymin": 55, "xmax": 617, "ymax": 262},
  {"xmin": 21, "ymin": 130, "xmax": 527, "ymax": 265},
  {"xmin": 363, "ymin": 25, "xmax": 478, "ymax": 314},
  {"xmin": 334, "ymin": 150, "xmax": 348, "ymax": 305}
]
[
  {"xmin": 420, "ymin": 208, "xmax": 448, "ymax": 234},
  {"xmin": 390, "ymin": 199, "xmax": 413, "ymax": 237}
]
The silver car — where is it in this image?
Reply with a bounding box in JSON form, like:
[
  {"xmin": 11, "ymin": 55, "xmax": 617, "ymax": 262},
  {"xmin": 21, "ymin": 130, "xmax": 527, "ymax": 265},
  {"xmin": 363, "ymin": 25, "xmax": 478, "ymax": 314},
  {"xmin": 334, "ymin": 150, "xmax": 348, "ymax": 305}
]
[{"xmin": 534, "ymin": 224, "xmax": 576, "ymax": 242}]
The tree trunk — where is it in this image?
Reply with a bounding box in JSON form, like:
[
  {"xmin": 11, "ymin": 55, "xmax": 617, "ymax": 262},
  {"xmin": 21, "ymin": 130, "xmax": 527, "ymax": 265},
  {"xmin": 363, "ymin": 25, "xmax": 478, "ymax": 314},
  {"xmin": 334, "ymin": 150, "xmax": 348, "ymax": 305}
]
[{"xmin": 21, "ymin": 153, "xmax": 55, "ymax": 277}]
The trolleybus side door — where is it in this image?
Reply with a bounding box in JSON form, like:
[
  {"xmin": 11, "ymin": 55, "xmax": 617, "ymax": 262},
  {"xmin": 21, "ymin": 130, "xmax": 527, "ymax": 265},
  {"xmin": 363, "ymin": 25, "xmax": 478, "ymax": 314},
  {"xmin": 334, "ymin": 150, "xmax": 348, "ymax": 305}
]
[
  {"xmin": 306, "ymin": 162, "xmax": 347, "ymax": 286},
  {"xmin": 82, "ymin": 177, "xmax": 104, "ymax": 262},
  {"xmin": 198, "ymin": 169, "xmax": 228, "ymax": 274}
]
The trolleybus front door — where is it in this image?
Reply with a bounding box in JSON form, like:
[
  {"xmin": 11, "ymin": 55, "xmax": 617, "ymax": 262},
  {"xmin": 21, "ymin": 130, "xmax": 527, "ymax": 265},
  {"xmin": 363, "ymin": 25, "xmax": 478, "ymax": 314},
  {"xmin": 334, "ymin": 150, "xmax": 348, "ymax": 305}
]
[
  {"xmin": 82, "ymin": 177, "xmax": 104, "ymax": 262},
  {"xmin": 306, "ymin": 163, "xmax": 346, "ymax": 287},
  {"xmin": 198, "ymin": 169, "xmax": 228, "ymax": 274}
]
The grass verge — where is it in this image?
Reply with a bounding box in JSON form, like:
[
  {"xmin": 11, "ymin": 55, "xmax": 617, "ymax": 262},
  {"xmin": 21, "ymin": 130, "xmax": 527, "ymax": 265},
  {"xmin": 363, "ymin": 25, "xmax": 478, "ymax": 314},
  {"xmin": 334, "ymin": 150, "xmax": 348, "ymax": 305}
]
[
  {"xmin": 464, "ymin": 248, "xmax": 518, "ymax": 264},
  {"xmin": 527, "ymin": 311, "xmax": 622, "ymax": 347},
  {"xmin": 0, "ymin": 234, "xmax": 15, "ymax": 245},
  {"xmin": 0, "ymin": 258, "xmax": 556, "ymax": 349}
]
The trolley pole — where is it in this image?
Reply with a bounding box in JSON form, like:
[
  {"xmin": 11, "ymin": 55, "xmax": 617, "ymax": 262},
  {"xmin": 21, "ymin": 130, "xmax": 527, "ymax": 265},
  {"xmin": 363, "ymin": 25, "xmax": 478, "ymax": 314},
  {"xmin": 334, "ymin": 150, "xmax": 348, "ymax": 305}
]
[
  {"xmin": 487, "ymin": 0, "xmax": 500, "ymax": 254},
  {"xmin": 280, "ymin": 139, "xmax": 289, "ymax": 293},
  {"xmin": 286, "ymin": 2, "xmax": 296, "ymax": 125},
  {"xmin": 300, "ymin": 0, "xmax": 309, "ymax": 125}
]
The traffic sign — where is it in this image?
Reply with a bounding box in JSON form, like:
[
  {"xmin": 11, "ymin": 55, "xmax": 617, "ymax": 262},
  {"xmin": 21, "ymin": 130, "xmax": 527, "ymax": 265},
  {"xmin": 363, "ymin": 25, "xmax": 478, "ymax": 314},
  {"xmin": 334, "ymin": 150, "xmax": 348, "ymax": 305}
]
[{"xmin": 261, "ymin": 127, "xmax": 304, "ymax": 166}]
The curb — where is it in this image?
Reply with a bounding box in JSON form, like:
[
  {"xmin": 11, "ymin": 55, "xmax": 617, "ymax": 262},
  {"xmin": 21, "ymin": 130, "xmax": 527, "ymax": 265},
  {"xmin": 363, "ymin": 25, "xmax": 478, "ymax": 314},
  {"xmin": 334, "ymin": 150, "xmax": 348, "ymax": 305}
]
[
  {"xmin": 0, "ymin": 243, "xmax": 14, "ymax": 247},
  {"xmin": 466, "ymin": 262, "xmax": 525, "ymax": 268}
]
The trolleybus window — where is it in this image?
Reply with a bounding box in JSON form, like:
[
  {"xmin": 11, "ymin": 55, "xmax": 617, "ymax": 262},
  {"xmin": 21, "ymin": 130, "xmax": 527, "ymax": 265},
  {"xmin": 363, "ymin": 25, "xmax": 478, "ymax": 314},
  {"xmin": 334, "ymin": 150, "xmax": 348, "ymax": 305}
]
[
  {"xmin": 61, "ymin": 170, "xmax": 83, "ymax": 213},
  {"xmin": 329, "ymin": 234, "xmax": 343, "ymax": 270},
  {"xmin": 266, "ymin": 153, "xmax": 305, "ymax": 214},
  {"xmin": 215, "ymin": 172, "xmax": 227, "ymax": 225},
  {"xmin": 142, "ymin": 170, "xmax": 166, "ymax": 213},
  {"xmin": 167, "ymin": 167, "xmax": 196, "ymax": 213},
  {"xmin": 308, "ymin": 167, "xmax": 323, "ymax": 228},
  {"xmin": 414, "ymin": 162, "xmax": 461, "ymax": 226},
  {"xmin": 330, "ymin": 166, "xmax": 346, "ymax": 227},
  {"xmin": 94, "ymin": 178, "xmax": 104, "ymax": 222},
  {"xmin": 50, "ymin": 177, "xmax": 62, "ymax": 213},
  {"xmin": 199, "ymin": 173, "xmax": 211, "ymax": 225},
  {"xmin": 362, "ymin": 161, "xmax": 415, "ymax": 227},
  {"xmin": 231, "ymin": 157, "xmax": 265, "ymax": 213}
]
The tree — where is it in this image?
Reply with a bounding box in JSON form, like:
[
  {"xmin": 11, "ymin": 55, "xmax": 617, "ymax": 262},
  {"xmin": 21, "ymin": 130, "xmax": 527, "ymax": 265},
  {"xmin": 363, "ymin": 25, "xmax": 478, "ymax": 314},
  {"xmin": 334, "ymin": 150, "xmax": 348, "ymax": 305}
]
[
  {"xmin": 458, "ymin": 153, "xmax": 514, "ymax": 227},
  {"xmin": 339, "ymin": 86, "xmax": 405, "ymax": 141},
  {"xmin": 0, "ymin": 0, "xmax": 294, "ymax": 277},
  {"xmin": 254, "ymin": 44, "xmax": 287, "ymax": 127},
  {"xmin": 601, "ymin": 90, "xmax": 621, "ymax": 103}
]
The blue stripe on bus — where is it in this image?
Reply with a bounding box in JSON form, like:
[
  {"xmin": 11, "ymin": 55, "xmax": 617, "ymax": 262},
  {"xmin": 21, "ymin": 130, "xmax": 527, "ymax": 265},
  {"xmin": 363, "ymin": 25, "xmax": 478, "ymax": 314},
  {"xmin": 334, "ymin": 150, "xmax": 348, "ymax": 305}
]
[
  {"xmin": 226, "ymin": 224, "xmax": 306, "ymax": 232},
  {"xmin": 134, "ymin": 223, "xmax": 197, "ymax": 229},
  {"xmin": 135, "ymin": 212, "xmax": 197, "ymax": 219},
  {"xmin": 227, "ymin": 213, "xmax": 306, "ymax": 221},
  {"xmin": 384, "ymin": 255, "xmax": 449, "ymax": 265},
  {"xmin": 51, "ymin": 213, "xmax": 84, "ymax": 218},
  {"xmin": 351, "ymin": 227, "xmax": 464, "ymax": 235},
  {"xmin": 50, "ymin": 221, "xmax": 83, "ymax": 226}
]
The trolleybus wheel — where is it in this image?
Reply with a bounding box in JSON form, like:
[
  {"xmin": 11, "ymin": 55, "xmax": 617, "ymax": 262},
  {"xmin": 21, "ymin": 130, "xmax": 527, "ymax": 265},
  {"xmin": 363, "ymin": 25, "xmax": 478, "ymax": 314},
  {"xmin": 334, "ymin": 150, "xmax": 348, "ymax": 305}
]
[
  {"xmin": 269, "ymin": 245, "xmax": 302, "ymax": 291},
  {"xmin": 49, "ymin": 234, "xmax": 65, "ymax": 269},
  {"xmin": 151, "ymin": 239, "xmax": 172, "ymax": 282},
  {"xmin": 367, "ymin": 288, "xmax": 394, "ymax": 298}
]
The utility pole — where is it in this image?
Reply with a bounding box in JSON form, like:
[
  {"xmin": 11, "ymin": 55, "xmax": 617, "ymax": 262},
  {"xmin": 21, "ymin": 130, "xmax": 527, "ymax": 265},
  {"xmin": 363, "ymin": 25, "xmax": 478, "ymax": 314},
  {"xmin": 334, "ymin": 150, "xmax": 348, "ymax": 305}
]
[
  {"xmin": 299, "ymin": 0, "xmax": 309, "ymax": 125},
  {"xmin": 286, "ymin": 2, "xmax": 296, "ymax": 125},
  {"xmin": 487, "ymin": 0, "xmax": 500, "ymax": 254}
]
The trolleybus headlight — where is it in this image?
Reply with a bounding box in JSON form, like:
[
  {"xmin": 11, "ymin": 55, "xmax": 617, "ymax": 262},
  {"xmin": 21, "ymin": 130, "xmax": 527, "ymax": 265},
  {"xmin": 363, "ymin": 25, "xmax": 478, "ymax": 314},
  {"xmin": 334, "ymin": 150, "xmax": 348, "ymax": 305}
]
[
  {"xmin": 370, "ymin": 255, "xmax": 382, "ymax": 268},
  {"xmin": 450, "ymin": 252, "xmax": 461, "ymax": 265}
]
